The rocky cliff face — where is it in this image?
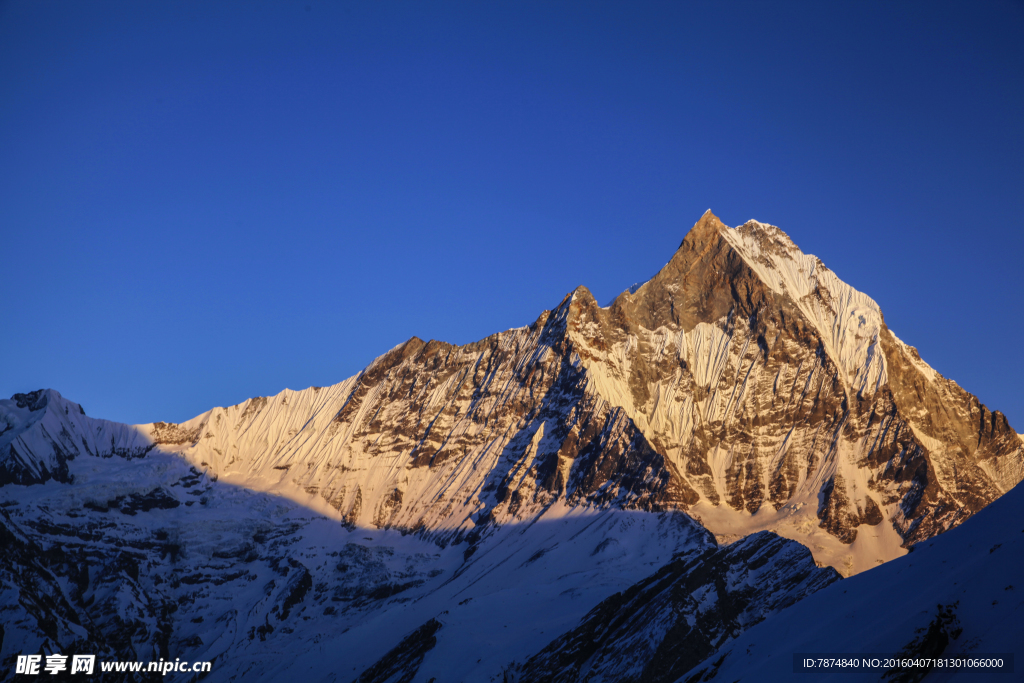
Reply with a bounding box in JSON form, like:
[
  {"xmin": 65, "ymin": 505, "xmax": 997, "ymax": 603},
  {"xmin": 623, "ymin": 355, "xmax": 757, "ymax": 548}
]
[{"xmin": 556, "ymin": 212, "xmax": 1023, "ymax": 571}]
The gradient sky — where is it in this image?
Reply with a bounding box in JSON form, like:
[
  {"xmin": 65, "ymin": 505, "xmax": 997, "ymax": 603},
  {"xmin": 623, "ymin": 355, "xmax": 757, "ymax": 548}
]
[{"xmin": 2, "ymin": 1, "xmax": 1023, "ymax": 428}]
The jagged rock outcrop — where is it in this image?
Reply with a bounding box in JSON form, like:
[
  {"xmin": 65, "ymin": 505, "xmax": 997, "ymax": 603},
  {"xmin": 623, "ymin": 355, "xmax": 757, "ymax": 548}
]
[{"xmin": 354, "ymin": 618, "xmax": 442, "ymax": 683}]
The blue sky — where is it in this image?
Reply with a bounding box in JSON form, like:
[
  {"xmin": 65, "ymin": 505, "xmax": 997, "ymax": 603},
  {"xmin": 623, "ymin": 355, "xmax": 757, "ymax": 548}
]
[{"xmin": 2, "ymin": 1, "xmax": 1022, "ymax": 427}]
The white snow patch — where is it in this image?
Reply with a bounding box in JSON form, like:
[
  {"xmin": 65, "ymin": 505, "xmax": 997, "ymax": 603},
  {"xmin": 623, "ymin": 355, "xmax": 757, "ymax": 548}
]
[{"xmin": 719, "ymin": 221, "xmax": 888, "ymax": 397}]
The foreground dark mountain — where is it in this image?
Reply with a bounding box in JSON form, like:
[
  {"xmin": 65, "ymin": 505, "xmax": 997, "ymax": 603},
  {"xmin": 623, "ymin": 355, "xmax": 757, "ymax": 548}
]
[
  {"xmin": 504, "ymin": 532, "xmax": 840, "ymax": 683},
  {"xmin": 675, "ymin": 478, "xmax": 1024, "ymax": 682},
  {"xmin": 1, "ymin": 212, "xmax": 1021, "ymax": 681}
]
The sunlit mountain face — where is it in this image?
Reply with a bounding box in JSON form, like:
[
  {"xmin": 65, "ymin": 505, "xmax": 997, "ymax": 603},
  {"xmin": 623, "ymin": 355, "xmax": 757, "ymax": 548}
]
[{"xmin": 2, "ymin": 213, "xmax": 1020, "ymax": 682}]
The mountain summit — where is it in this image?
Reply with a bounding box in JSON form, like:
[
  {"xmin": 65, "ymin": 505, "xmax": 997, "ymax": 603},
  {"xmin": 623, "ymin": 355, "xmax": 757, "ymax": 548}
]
[{"xmin": 136, "ymin": 212, "xmax": 1019, "ymax": 571}]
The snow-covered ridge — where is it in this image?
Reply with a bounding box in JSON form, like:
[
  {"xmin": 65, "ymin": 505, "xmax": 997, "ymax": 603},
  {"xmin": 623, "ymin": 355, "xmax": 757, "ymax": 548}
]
[
  {"xmin": 132, "ymin": 315, "xmax": 692, "ymax": 542},
  {"xmin": 718, "ymin": 219, "xmax": 887, "ymax": 397},
  {"xmin": 0, "ymin": 385, "xmax": 718, "ymax": 683},
  {"xmin": 508, "ymin": 530, "xmax": 840, "ymax": 682},
  {"xmin": 679, "ymin": 478, "xmax": 1024, "ymax": 682}
]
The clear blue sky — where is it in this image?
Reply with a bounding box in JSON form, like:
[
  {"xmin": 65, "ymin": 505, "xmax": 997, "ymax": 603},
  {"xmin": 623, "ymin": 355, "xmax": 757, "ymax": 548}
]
[{"xmin": 2, "ymin": 1, "xmax": 1022, "ymax": 428}]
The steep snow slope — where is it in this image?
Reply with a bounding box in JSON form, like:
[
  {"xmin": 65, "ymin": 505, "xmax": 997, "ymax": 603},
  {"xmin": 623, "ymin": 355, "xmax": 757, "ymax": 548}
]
[
  {"xmin": 0, "ymin": 390, "xmax": 715, "ymax": 683},
  {"xmin": 308, "ymin": 505, "xmax": 709, "ymax": 683},
  {"xmin": 678, "ymin": 480, "xmax": 1024, "ymax": 682},
  {"xmin": 718, "ymin": 219, "xmax": 887, "ymax": 397}
]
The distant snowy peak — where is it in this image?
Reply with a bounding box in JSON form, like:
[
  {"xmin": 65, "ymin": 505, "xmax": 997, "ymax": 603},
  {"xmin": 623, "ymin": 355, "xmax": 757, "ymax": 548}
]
[{"xmin": 0, "ymin": 389, "xmax": 152, "ymax": 486}]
